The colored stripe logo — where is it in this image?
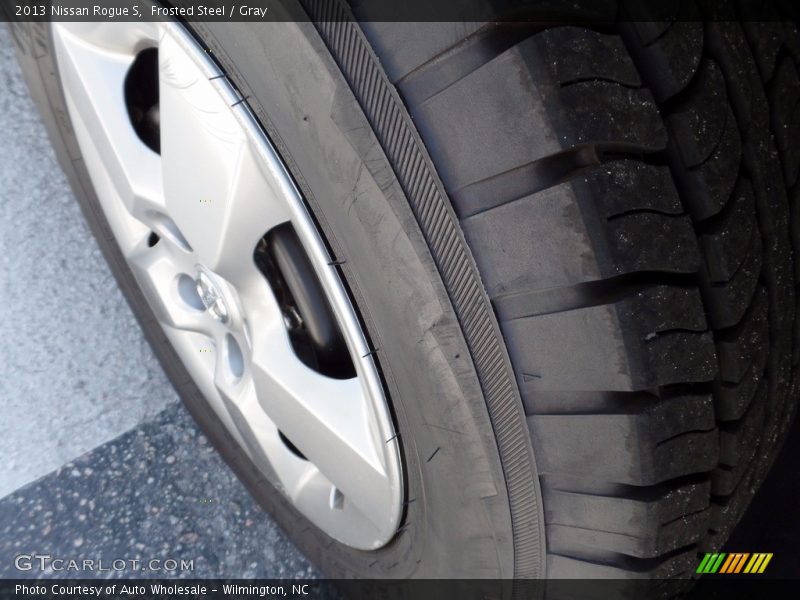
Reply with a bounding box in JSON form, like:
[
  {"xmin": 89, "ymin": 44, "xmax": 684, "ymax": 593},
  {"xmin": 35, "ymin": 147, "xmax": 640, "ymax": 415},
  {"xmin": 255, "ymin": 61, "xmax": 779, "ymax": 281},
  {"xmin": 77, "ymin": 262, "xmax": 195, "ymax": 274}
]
[{"xmin": 696, "ymin": 552, "xmax": 773, "ymax": 574}]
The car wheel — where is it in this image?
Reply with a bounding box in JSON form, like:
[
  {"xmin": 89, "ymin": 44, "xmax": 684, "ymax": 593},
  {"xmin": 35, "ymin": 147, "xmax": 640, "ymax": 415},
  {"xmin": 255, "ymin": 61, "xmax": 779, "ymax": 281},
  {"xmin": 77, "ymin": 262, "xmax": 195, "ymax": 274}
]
[{"xmin": 10, "ymin": 14, "xmax": 541, "ymax": 582}]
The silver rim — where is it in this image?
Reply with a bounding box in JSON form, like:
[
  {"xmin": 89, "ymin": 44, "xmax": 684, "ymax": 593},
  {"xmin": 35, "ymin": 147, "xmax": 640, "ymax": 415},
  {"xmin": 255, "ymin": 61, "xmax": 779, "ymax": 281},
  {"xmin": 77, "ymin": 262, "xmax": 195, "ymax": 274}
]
[{"xmin": 51, "ymin": 21, "xmax": 403, "ymax": 550}]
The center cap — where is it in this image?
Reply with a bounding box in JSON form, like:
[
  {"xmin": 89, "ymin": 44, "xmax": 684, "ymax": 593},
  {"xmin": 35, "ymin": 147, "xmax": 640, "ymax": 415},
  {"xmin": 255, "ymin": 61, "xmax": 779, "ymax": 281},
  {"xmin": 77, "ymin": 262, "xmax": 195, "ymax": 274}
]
[{"xmin": 195, "ymin": 269, "xmax": 229, "ymax": 324}]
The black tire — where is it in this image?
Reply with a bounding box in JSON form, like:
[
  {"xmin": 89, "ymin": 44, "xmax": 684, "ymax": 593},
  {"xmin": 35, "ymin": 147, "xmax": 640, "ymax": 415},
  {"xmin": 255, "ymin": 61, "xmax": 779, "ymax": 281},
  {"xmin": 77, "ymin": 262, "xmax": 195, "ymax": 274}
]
[
  {"xmin": 9, "ymin": 0, "xmax": 800, "ymax": 592},
  {"xmin": 354, "ymin": 2, "xmax": 800, "ymax": 588}
]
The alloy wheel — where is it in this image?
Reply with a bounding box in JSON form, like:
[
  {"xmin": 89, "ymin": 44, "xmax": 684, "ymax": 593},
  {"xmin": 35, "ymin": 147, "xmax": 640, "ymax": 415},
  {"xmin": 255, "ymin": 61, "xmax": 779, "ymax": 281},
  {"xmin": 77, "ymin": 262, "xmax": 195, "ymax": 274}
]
[{"xmin": 51, "ymin": 20, "xmax": 404, "ymax": 550}]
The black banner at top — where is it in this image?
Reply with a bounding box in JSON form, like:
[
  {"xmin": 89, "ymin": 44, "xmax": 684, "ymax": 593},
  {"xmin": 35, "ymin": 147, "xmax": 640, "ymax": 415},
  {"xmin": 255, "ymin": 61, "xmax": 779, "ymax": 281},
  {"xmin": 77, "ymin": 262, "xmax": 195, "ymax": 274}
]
[{"xmin": 2, "ymin": 0, "xmax": 799, "ymax": 22}]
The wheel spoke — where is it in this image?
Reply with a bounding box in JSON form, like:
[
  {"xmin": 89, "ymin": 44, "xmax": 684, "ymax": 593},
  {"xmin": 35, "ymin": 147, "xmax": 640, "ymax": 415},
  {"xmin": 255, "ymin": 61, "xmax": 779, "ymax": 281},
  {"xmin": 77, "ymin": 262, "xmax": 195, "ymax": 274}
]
[
  {"xmin": 52, "ymin": 24, "xmax": 166, "ymax": 224},
  {"xmin": 158, "ymin": 32, "xmax": 292, "ymax": 287},
  {"xmin": 214, "ymin": 374, "xmax": 283, "ymax": 481},
  {"xmin": 290, "ymin": 470, "xmax": 389, "ymax": 546},
  {"xmin": 127, "ymin": 240, "xmax": 211, "ymax": 336},
  {"xmin": 247, "ymin": 321, "xmax": 393, "ymax": 530},
  {"xmin": 208, "ymin": 330, "xmax": 290, "ymax": 485}
]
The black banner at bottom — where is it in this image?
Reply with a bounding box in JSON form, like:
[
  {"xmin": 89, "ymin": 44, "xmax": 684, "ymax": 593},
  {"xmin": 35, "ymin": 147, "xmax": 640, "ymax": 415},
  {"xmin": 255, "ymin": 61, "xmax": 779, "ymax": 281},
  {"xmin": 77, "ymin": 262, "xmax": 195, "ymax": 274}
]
[{"xmin": 0, "ymin": 579, "xmax": 798, "ymax": 600}]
